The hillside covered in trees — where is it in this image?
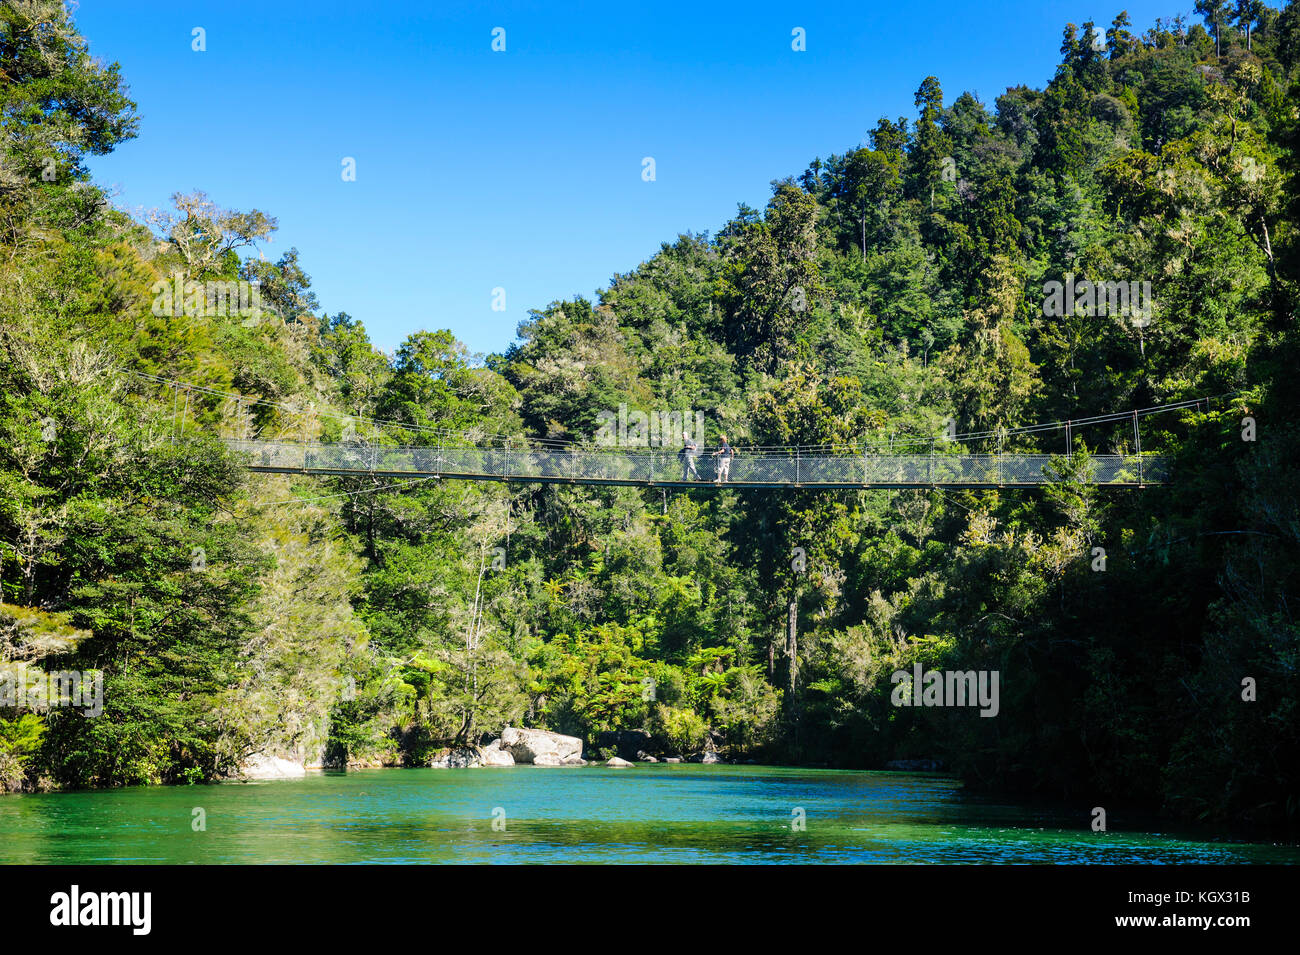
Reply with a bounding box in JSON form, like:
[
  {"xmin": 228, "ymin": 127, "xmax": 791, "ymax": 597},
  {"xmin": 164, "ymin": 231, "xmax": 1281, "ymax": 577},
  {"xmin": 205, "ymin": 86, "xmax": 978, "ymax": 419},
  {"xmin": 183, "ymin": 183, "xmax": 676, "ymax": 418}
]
[{"xmin": 2, "ymin": 2, "xmax": 1299, "ymax": 827}]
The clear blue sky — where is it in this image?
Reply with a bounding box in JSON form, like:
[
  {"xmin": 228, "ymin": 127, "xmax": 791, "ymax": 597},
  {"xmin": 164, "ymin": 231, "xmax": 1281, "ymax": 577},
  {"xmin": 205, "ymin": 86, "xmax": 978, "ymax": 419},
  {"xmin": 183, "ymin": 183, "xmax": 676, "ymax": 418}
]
[{"xmin": 78, "ymin": 1, "xmax": 1195, "ymax": 358}]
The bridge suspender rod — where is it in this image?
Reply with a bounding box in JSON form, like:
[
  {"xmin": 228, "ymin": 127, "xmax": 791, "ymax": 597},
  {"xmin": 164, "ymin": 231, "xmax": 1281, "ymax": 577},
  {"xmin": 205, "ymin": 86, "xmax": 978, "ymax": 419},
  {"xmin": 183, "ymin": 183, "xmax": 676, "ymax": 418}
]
[
  {"xmin": 1065, "ymin": 419, "xmax": 1072, "ymax": 459},
  {"xmin": 1134, "ymin": 410, "xmax": 1142, "ymax": 484},
  {"xmin": 170, "ymin": 383, "xmax": 179, "ymax": 445}
]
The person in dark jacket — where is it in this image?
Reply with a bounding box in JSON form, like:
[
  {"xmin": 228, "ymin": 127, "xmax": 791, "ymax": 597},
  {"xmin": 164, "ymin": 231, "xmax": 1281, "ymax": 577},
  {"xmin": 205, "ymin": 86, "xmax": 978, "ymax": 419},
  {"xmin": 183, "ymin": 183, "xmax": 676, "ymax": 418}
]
[{"xmin": 679, "ymin": 431, "xmax": 701, "ymax": 480}]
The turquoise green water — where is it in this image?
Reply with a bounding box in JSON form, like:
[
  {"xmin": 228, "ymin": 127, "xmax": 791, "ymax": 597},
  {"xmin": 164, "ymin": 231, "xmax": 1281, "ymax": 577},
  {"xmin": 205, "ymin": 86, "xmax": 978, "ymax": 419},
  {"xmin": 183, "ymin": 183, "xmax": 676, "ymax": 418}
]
[{"xmin": 0, "ymin": 765, "xmax": 1295, "ymax": 864}]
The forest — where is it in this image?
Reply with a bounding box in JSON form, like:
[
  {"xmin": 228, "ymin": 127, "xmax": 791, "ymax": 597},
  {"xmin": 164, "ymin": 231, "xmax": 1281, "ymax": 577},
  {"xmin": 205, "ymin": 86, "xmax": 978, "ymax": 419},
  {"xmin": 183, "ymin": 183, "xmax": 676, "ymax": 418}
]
[{"xmin": 1, "ymin": 1, "xmax": 1298, "ymax": 827}]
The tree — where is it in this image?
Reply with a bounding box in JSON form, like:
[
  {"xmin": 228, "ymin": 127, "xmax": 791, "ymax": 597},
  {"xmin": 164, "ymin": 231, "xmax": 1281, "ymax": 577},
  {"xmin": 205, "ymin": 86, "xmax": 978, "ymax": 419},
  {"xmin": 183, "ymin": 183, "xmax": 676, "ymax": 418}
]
[
  {"xmin": 1106, "ymin": 11, "xmax": 1138, "ymax": 58},
  {"xmin": 148, "ymin": 191, "xmax": 277, "ymax": 277},
  {"xmin": 719, "ymin": 183, "xmax": 824, "ymax": 374},
  {"xmin": 839, "ymin": 146, "xmax": 904, "ymax": 260},
  {"xmin": 936, "ymin": 257, "xmax": 1038, "ymax": 433},
  {"xmin": 1196, "ymin": 0, "xmax": 1228, "ymax": 58},
  {"xmin": 0, "ymin": 0, "xmax": 138, "ymax": 178},
  {"xmin": 240, "ymin": 247, "xmax": 318, "ymax": 323},
  {"xmin": 1234, "ymin": 0, "xmax": 1264, "ymax": 51},
  {"xmin": 908, "ymin": 76, "xmax": 952, "ymax": 206}
]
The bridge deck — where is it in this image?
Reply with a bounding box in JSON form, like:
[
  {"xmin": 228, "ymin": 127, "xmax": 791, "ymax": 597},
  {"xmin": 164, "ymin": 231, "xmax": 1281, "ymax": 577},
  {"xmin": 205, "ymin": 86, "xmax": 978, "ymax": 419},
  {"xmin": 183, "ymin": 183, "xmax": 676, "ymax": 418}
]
[{"xmin": 226, "ymin": 440, "xmax": 1167, "ymax": 489}]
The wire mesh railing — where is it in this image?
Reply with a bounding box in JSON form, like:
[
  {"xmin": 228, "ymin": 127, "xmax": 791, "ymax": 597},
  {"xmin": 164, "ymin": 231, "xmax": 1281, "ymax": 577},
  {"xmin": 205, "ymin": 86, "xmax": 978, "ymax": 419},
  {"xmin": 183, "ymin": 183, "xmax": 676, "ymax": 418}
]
[{"xmin": 224, "ymin": 440, "xmax": 1169, "ymax": 488}]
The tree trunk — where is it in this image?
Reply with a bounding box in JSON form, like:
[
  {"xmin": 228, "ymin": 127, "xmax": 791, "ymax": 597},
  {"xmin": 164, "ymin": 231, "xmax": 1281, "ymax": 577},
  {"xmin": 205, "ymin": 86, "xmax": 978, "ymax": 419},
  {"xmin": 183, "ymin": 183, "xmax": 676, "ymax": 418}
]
[{"xmin": 786, "ymin": 597, "xmax": 798, "ymax": 694}]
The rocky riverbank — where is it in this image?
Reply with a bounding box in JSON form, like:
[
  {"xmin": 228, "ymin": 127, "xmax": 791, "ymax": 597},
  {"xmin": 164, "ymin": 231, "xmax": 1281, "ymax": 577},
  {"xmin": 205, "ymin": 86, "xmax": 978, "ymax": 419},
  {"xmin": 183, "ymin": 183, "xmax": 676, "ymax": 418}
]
[{"xmin": 427, "ymin": 726, "xmax": 729, "ymax": 768}]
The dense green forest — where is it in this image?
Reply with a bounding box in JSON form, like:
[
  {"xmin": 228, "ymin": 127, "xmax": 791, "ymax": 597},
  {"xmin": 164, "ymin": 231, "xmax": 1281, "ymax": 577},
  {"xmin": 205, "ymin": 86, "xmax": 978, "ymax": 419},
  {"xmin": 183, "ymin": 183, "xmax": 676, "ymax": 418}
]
[{"xmin": 2, "ymin": 2, "xmax": 1298, "ymax": 827}]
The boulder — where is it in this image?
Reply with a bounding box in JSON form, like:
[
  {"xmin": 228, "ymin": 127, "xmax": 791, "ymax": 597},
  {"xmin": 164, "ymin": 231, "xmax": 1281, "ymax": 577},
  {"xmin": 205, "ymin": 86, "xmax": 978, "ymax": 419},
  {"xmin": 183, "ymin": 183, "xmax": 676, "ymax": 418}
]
[
  {"xmin": 701, "ymin": 751, "xmax": 721, "ymax": 764},
  {"xmin": 532, "ymin": 753, "xmax": 565, "ymax": 766},
  {"xmin": 500, "ymin": 726, "xmax": 583, "ymax": 764},
  {"xmin": 636, "ymin": 752, "xmax": 658, "ymax": 763},
  {"xmin": 429, "ymin": 747, "xmax": 482, "ymax": 769},
  {"xmin": 562, "ymin": 755, "xmax": 587, "ymax": 766},
  {"xmin": 479, "ymin": 741, "xmax": 515, "ymax": 767},
  {"xmin": 605, "ymin": 756, "xmax": 634, "ymax": 768},
  {"xmin": 238, "ymin": 754, "xmax": 307, "ymax": 780},
  {"xmin": 664, "ymin": 757, "xmax": 682, "ymax": 764}
]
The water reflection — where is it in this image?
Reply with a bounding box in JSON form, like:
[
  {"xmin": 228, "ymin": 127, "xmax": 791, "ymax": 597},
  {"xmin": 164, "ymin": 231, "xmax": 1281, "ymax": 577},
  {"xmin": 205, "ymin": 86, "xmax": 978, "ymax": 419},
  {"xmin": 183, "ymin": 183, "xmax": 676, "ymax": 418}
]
[{"xmin": 0, "ymin": 766, "xmax": 1294, "ymax": 864}]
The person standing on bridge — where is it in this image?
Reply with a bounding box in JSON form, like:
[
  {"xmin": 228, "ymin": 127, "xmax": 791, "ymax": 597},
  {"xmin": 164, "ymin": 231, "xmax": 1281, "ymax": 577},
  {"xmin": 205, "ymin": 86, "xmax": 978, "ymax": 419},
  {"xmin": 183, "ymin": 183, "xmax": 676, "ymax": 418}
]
[
  {"xmin": 712, "ymin": 434, "xmax": 734, "ymax": 484},
  {"xmin": 679, "ymin": 430, "xmax": 701, "ymax": 481}
]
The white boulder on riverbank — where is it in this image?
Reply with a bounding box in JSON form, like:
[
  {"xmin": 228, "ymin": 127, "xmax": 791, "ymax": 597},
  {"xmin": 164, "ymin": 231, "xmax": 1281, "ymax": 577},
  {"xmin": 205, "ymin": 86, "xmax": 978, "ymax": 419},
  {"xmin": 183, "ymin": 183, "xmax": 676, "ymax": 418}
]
[
  {"xmin": 500, "ymin": 726, "xmax": 584, "ymax": 764},
  {"xmin": 479, "ymin": 739, "xmax": 516, "ymax": 767},
  {"xmin": 606, "ymin": 757, "xmax": 634, "ymax": 768},
  {"xmin": 238, "ymin": 754, "xmax": 307, "ymax": 780}
]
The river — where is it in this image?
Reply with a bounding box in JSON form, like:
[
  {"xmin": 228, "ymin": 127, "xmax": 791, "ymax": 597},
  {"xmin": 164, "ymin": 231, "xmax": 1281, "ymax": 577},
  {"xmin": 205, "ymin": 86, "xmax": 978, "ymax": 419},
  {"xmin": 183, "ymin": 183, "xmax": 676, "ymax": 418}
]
[{"xmin": 1, "ymin": 765, "xmax": 1295, "ymax": 864}]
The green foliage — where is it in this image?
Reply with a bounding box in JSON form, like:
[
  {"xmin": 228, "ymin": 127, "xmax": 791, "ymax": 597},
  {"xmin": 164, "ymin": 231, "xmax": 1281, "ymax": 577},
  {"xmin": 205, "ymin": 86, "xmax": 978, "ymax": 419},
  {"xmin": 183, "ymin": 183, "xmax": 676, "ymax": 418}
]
[
  {"xmin": 2, "ymin": 3, "xmax": 1299, "ymax": 830},
  {"xmin": 529, "ymin": 622, "xmax": 657, "ymax": 739},
  {"xmin": 649, "ymin": 704, "xmax": 709, "ymax": 755},
  {"xmin": 0, "ymin": 713, "xmax": 44, "ymax": 791}
]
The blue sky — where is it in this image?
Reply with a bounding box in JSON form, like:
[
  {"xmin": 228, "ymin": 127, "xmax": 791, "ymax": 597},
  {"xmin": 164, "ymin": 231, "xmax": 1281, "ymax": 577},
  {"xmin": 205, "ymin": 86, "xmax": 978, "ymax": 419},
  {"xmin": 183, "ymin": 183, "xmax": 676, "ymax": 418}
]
[{"xmin": 78, "ymin": 1, "xmax": 1196, "ymax": 357}]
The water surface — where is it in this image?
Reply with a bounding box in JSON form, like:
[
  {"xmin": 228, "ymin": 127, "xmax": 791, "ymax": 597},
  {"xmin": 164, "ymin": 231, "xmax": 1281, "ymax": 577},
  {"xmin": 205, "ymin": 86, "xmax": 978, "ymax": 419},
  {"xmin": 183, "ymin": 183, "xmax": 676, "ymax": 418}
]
[{"xmin": 0, "ymin": 765, "xmax": 1294, "ymax": 864}]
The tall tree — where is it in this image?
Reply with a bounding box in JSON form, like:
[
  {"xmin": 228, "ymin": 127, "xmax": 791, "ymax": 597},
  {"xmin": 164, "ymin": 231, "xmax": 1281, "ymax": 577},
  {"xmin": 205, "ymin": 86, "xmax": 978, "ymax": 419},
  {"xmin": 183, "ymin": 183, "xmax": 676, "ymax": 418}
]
[
  {"xmin": 1196, "ymin": 0, "xmax": 1228, "ymax": 58},
  {"xmin": 907, "ymin": 76, "xmax": 952, "ymax": 207}
]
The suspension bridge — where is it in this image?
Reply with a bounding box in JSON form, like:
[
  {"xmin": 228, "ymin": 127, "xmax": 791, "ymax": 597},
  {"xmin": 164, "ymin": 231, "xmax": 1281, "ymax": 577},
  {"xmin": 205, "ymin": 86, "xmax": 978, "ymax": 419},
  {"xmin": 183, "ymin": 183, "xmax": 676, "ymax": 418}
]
[
  {"xmin": 140, "ymin": 373, "xmax": 1201, "ymax": 491},
  {"xmin": 224, "ymin": 441, "xmax": 1168, "ymax": 491}
]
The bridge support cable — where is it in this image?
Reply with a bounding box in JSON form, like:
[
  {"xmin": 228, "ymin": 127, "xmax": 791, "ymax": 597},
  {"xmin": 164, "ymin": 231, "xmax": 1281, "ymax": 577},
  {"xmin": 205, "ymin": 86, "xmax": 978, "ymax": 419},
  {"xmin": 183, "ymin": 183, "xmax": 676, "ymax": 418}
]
[
  {"xmin": 224, "ymin": 439, "xmax": 1168, "ymax": 490},
  {"xmin": 124, "ymin": 369, "xmax": 1229, "ymax": 457}
]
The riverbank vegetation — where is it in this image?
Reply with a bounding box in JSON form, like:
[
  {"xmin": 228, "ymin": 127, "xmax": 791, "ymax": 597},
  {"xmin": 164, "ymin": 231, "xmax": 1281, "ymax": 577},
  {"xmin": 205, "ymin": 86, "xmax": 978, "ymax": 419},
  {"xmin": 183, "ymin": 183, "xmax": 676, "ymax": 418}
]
[{"xmin": 1, "ymin": 2, "xmax": 1298, "ymax": 826}]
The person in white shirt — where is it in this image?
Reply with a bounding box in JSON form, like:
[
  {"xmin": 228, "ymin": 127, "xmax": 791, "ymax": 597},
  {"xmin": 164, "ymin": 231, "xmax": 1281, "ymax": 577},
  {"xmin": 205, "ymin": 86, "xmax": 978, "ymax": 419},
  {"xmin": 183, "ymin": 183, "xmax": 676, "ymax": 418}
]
[{"xmin": 712, "ymin": 435, "xmax": 734, "ymax": 484}]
